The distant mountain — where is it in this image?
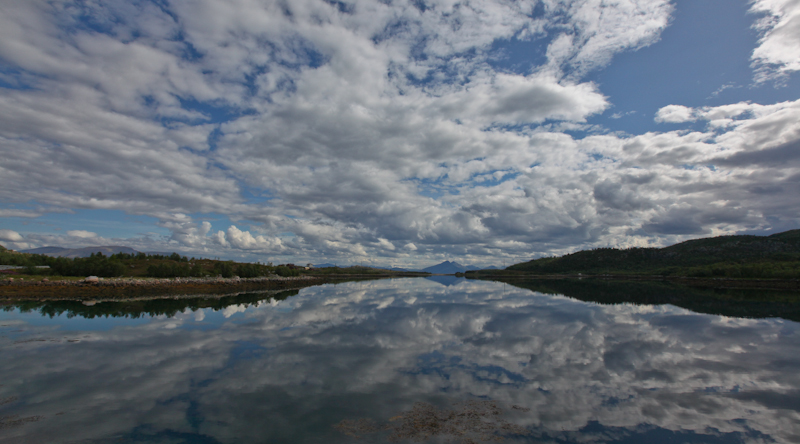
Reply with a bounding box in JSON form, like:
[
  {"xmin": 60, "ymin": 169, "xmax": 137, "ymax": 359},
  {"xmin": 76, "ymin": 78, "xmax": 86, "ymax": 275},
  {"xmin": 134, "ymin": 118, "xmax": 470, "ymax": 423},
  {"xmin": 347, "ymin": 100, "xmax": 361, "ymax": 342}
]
[
  {"xmin": 312, "ymin": 263, "xmax": 337, "ymax": 268},
  {"xmin": 21, "ymin": 246, "xmax": 71, "ymax": 255},
  {"xmin": 421, "ymin": 261, "xmax": 466, "ymax": 274},
  {"xmin": 422, "ymin": 261, "xmax": 464, "ymax": 274},
  {"xmin": 422, "ymin": 261, "xmax": 499, "ymax": 274},
  {"xmin": 21, "ymin": 246, "xmax": 140, "ymax": 258}
]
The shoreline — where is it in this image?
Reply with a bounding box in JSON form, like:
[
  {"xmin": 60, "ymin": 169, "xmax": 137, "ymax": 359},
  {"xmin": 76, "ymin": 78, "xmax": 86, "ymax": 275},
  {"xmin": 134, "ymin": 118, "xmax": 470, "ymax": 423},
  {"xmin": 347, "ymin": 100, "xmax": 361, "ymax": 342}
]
[
  {"xmin": 4, "ymin": 272, "xmax": 798, "ymax": 302},
  {"xmin": 0, "ymin": 275, "xmax": 393, "ymax": 301}
]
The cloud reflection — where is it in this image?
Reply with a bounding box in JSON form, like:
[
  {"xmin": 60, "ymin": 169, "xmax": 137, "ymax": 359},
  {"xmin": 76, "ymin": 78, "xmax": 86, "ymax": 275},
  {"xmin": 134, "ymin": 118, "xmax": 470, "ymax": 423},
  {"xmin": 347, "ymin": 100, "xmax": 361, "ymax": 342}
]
[{"xmin": 1, "ymin": 278, "xmax": 799, "ymax": 443}]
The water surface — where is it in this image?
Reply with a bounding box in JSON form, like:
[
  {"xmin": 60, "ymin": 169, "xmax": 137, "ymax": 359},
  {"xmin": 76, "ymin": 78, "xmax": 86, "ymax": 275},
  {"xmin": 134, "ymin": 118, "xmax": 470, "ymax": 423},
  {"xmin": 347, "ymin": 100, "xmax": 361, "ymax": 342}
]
[{"xmin": 1, "ymin": 278, "xmax": 799, "ymax": 443}]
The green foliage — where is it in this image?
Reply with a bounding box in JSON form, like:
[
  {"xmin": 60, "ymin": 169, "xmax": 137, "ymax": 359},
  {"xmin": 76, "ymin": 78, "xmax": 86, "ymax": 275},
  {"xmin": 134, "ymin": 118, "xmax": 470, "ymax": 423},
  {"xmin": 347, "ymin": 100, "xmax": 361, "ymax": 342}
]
[
  {"xmin": 0, "ymin": 250, "xmax": 50, "ymax": 267},
  {"xmin": 235, "ymin": 263, "xmax": 272, "ymax": 278},
  {"xmin": 0, "ymin": 247, "xmax": 279, "ymax": 280},
  {"xmin": 214, "ymin": 261, "xmax": 235, "ymax": 278},
  {"xmin": 146, "ymin": 262, "xmax": 192, "ymax": 278},
  {"xmin": 275, "ymin": 265, "xmax": 300, "ymax": 277},
  {"xmin": 49, "ymin": 255, "xmax": 126, "ymax": 277},
  {"xmin": 190, "ymin": 263, "xmax": 206, "ymax": 277}
]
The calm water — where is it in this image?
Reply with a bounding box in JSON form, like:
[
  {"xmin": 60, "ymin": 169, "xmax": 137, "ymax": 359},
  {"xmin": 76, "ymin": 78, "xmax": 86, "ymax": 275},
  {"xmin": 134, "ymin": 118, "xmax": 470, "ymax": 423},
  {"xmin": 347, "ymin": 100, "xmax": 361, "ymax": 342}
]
[{"xmin": 1, "ymin": 278, "xmax": 800, "ymax": 443}]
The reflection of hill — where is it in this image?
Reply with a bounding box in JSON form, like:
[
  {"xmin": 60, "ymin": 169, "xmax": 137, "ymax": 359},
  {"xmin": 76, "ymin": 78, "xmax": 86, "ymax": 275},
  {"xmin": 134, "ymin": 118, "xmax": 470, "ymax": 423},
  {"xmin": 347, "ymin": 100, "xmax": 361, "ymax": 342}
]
[
  {"xmin": 488, "ymin": 278, "xmax": 800, "ymax": 322},
  {"xmin": 4, "ymin": 289, "xmax": 300, "ymax": 319}
]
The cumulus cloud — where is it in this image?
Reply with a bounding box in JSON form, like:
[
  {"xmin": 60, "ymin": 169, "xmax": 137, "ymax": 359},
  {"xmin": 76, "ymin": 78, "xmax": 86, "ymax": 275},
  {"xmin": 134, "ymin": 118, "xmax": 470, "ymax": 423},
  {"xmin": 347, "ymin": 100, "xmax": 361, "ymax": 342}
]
[
  {"xmin": 226, "ymin": 225, "xmax": 284, "ymax": 252},
  {"xmin": 654, "ymin": 104, "xmax": 696, "ymax": 123}
]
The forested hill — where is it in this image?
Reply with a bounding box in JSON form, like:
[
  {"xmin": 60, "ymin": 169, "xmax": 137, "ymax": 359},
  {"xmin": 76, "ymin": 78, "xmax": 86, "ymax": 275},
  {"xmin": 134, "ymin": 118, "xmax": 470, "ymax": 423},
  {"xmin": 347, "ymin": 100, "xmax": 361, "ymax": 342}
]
[{"xmin": 502, "ymin": 230, "xmax": 800, "ymax": 278}]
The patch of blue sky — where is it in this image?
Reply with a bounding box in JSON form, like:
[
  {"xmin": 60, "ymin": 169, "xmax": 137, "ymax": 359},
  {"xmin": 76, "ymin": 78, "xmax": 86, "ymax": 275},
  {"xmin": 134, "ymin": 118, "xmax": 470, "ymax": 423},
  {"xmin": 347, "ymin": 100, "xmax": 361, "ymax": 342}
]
[
  {"xmin": 280, "ymin": 40, "xmax": 329, "ymax": 70},
  {"xmin": 186, "ymin": 212, "xmax": 234, "ymax": 228},
  {"xmin": 242, "ymin": 65, "xmax": 270, "ymax": 98},
  {"xmin": 171, "ymin": 97, "xmax": 249, "ymax": 125},
  {"xmin": 63, "ymin": 3, "xmax": 125, "ymax": 37},
  {"xmin": 404, "ymin": 177, "xmax": 457, "ymax": 199},
  {"xmin": 6, "ymin": 208, "xmax": 169, "ymax": 240},
  {"xmin": 487, "ymin": 35, "xmax": 550, "ymax": 75},
  {"xmin": 402, "ymin": 46, "xmax": 484, "ymax": 88},
  {"xmin": 62, "ymin": 0, "xmax": 178, "ymax": 40},
  {"xmin": 586, "ymin": 0, "xmax": 800, "ymax": 136},
  {"xmin": 0, "ymin": 65, "xmax": 37, "ymax": 91},
  {"xmin": 372, "ymin": 16, "xmax": 416, "ymax": 46},
  {"xmin": 239, "ymin": 186, "xmax": 277, "ymax": 205},
  {"xmin": 322, "ymin": 0, "xmax": 355, "ymax": 15},
  {"xmin": 471, "ymin": 170, "xmax": 520, "ymax": 188}
]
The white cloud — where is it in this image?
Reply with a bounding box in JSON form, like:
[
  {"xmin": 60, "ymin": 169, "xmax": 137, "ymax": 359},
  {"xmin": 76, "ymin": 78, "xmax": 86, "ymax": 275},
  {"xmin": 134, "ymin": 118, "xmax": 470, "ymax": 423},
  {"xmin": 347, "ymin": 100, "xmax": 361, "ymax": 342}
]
[
  {"xmin": 750, "ymin": 0, "xmax": 800, "ymax": 82},
  {"xmin": 66, "ymin": 230, "xmax": 98, "ymax": 238},
  {"xmin": 543, "ymin": 0, "xmax": 674, "ymax": 77},
  {"xmin": 0, "ymin": 229, "xmax": 24, "ymax": 242},
  {"xmin": 437, "ymin": 73, "xmax": 609, "ymax": 126},
  {"xmin": 226, "ymin": 225, "xmax": 284, "ymax": 252},
  {"xmin": 654, "ymin": 104, "xmax": 696, "ymax": 123},
  {"xmin": 0, "ymin": 209, "xmax": 43, "ymax": 218}
]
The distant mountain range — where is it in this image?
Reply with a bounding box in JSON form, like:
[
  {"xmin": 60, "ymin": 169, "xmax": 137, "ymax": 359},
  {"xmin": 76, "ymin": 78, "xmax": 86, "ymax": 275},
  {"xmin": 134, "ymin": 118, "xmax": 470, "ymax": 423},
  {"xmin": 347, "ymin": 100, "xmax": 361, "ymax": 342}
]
[{"xmin": 20, "ymin": 246, "xmax": 140, "ymax": 258}]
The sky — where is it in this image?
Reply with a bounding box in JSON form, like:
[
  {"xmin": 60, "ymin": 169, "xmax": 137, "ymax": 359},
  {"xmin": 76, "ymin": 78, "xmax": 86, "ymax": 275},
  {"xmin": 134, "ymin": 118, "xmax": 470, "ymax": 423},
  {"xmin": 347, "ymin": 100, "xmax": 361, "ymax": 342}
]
[{"xmin": 0, "ymin": 0, "xmax": 799, "ymax": 268}]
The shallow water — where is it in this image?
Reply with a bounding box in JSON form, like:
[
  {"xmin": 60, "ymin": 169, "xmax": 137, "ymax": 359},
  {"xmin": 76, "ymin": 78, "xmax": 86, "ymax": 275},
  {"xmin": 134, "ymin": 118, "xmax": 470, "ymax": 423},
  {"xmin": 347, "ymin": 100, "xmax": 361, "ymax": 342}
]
[{"xmin": 1, "ymin": 278, "xmax": 799, "ymax": 443}]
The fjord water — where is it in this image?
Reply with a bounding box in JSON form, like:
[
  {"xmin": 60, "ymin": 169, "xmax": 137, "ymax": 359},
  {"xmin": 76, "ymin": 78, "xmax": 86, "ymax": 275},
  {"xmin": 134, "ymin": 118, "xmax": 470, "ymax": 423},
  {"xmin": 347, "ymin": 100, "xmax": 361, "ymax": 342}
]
[{"xmin": 1, "ymin": 278, "xmax": 799, "ymax": 443}]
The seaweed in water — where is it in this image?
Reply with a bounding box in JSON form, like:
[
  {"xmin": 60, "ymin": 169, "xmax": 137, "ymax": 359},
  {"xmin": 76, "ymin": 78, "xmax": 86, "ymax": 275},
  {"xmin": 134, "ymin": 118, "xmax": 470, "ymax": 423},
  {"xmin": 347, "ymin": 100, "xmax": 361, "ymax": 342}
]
[{"xmin": 335, "ymin": 400, "xmax": 530, "ymax": 443}]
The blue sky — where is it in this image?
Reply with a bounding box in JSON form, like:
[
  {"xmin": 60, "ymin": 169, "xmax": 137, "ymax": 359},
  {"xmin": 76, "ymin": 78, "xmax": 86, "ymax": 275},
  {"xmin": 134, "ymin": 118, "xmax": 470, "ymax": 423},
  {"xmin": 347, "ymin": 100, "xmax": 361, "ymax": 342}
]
[{"xmin": 1, "ymin": 0, "xmax": 799, "ymax": 267}]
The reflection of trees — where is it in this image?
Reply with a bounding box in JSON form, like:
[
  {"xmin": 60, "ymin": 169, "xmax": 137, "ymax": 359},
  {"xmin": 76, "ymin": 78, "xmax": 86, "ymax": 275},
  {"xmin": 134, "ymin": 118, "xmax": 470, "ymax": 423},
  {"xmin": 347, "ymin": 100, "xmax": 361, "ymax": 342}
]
[
  {"xmin": 2, "ymin": 289, "xmax": 300, "ymax": 319},
  {"xmin": 486, "ymin": 278, "xmax": 800, "ymax": 322},
  {"xmin": 335, "ymin": 400, "xmax": 529, "ymax": 443}
]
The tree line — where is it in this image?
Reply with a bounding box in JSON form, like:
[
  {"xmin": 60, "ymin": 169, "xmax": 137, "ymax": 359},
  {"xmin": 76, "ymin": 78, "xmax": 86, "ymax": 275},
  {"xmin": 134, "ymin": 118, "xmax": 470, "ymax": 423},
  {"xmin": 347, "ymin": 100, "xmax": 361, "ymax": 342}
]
[{"xmin": 0, "ymin": 247, "xmax": 299, "ymax": 278}]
